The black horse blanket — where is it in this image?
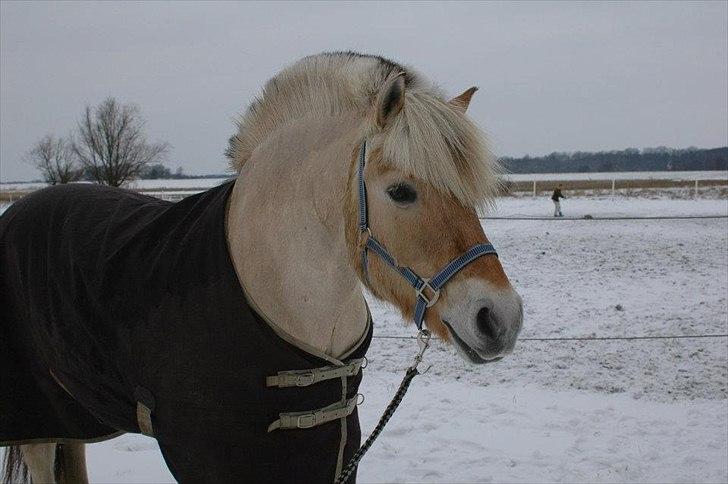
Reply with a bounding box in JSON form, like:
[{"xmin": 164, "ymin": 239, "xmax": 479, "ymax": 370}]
[{"xmin": 0, "ymin": 181, "xmax": 371, "ymax": 482}]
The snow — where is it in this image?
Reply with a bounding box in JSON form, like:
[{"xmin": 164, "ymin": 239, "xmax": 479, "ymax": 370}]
[
  {"xmin": 355, "ymin": 380, "xmax": 727, "ymax": 483},
  {"xmin": 485, "ymin": 196, "xmax": 727, "ymax": 218},
  {"xmin": 0, "ymin": 178, "xmax": 232, "ymax": 192},
  {"xmin": 125, "ymin": 178, "xmax": 234, "ymax": 190},
  {"xmin": 86, "ymin": 381, "xmax": 726, "ymax": 484},
  {"xmin": 5, "ymin": 193, "xmax": 728, "ymax": 482}
]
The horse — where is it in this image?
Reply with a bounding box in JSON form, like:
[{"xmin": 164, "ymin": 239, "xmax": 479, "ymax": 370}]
[{"xmin": 1, "ymin": 51, "xmax": 523, "ymax": 483}]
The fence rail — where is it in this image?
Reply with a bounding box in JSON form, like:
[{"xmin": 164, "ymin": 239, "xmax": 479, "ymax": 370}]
[
  {"xmin": 479, "ymin": 215, "xmax": 728, "ymax": 221},
  {"xmin": 504, "ymin": 178, "xmax": 728, "ymax": 197},
  {"xmin": 371, "ymin": 333, "xmax": 728, "ymax": 342}
]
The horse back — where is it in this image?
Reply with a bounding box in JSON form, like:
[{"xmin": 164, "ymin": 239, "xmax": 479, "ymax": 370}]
[{"xmin": 0, "ymin": 184, "xmax": 170, "ymax": 443}]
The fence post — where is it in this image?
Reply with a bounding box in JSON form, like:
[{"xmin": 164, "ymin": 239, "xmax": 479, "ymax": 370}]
[
  {"xmin": 532, "ymin": 180, "xmax": 536, "ymax": 198},
  {"xmin": 611, "ymin": 179, "xmax": 615, "ymax": 199},
  {"xmin": 694, "ymin": 179, "xmax": 699, "ymax": 198}
]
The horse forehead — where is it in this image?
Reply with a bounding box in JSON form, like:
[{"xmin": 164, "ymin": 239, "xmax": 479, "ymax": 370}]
[
  {"xmin": 365, "ymin": 156, "xmax": 453, "ymax": 196},
  {"xmin": 367, "ymin": 160, "xmax": 398, "ymax": 177},
  {"xmin": 364, "ymin": 157, "xmax": 481, "ymax": 224}
]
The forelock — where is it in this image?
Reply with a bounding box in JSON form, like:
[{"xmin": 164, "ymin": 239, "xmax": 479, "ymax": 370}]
[{"xmin": 377, "ymin": 91, "xmax": 501, "ymax": 209}]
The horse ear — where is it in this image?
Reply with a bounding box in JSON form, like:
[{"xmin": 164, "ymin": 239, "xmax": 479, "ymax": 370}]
[
  {"xmin": 449, "ymin": 86, "xmax": 478, "ymax": 113},
  {"xmin": 375, "ymin": 73, "xmax": 406, "ymax": 128}
]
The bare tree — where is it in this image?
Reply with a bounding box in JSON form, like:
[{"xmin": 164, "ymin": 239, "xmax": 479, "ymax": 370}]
[
  {"xmin": 72, "ymin": 97, "xmax": 169, "ymax": 187},
  {"xmin": 25, "ymin": 135, "xmax": 81, "ymax": 185}
]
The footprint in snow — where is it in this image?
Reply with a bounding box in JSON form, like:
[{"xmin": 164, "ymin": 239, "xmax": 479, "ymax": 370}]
[
  {"xmin": 384, "ymin": 425, "xmax": 413, "ymax": 436},
  {"xmin": 421, "ymin": 470, "xmax": 443, "ymax": 479}
]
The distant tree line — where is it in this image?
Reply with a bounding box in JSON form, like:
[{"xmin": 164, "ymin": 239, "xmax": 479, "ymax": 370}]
[
  {"xmin": 135, "ymin": 164, "xmax": 226, "ymax": 180},
  {"xmin": 72, "ymin": 163, "xmax": 187, "ymax": 182},
  {"xmin": 500, "ymin": 146, "xmax": 728, "ymax": 174},
  {"xmin": 139, "ymin": 163, "xmax": 185, "ymax": 179},
  {"xmin": 26, "ymin": 97, "xmax": 169, "ymax": 186}
]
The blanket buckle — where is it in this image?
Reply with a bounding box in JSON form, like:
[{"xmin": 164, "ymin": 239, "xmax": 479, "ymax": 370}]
[
  {"xmin": 295, "ymin": 373, "xmax": 316, "ymax": 387},
  {"xmin": 296, "ymin": 413, "xmax": 317, "ymax": 428}
]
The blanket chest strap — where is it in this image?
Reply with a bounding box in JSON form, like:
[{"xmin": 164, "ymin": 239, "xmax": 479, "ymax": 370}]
[
  {"xmin": 267, "ymin": 395, "xmax": 359, "ymax": 432},
  {"xmin": 266, "ymin": 358, "xmax": 365, "ymax": 388}
]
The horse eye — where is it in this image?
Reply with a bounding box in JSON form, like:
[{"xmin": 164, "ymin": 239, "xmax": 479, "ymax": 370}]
[{"xmin": 386, "ymin": 183, "xmax": 417, "ymax": 204}]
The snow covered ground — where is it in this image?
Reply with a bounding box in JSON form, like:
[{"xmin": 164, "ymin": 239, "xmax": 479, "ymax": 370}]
[
  {"xmin": 485, "ymin": 196, "xmax": 727, "ymax": 218},
  {"xmin": 0, "ymin": 178, "xmax": 234, "ymax": 192},
  {"xmin": 86, "ymin": 380, "xmax": 727, "ymax": 483},
  {"xmin": 4, "ymin": 194, "xmax": 727, "ymax": 482}
]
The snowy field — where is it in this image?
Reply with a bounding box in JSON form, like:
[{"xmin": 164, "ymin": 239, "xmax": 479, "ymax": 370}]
[
  {"xmin": 71, "ymin": 195, "xmax": 727, "ymax": 483},
  {"xmin": 1, "ymin": 193, "xmax": 726, "ymax": 482},
  {"xmin": 485, "ymin": 195, "xmax": 728, "ymax": 218},
  {"xmin": 0, "ymin": 178, "xmax": 234, "ymax": 192}
]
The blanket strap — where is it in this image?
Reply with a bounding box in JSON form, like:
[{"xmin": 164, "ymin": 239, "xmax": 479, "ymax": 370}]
[
  {"xmin": 134, "ymin": 386, "xmax": 156, "ymax": 437},
  {"xmin": 266, "ymin": 358, "xmax": 365, "ymax": 388},
  {"xmin": 267, "ymin": 395, "xmax": 360, "ymax": 432}
]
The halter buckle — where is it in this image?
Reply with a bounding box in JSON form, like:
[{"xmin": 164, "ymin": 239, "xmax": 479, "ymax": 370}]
[{"xmin": 416, "ymin": 279, "xmax": 440, "ymax": 308}]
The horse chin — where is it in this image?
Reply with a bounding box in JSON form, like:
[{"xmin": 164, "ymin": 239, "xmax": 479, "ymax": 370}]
[{"xmin": 442, "ymin": 320, "xmax": 503, "ymax": 365}]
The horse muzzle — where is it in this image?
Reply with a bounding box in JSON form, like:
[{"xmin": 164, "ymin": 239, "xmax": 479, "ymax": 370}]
[{"xmin": 441, "ymin": 282, "xmax": 523, "ymax": 364}]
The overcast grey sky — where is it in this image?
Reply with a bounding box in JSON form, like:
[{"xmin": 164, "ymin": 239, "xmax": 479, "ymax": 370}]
[{"xmin": 1, "ymin": 1, "xmax": 726, "ymax": 181}]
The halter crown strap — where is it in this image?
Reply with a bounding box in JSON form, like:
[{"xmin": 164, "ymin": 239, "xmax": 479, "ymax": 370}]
[
  {"xmin": 356, "ymin": 140, "xmax": 498, "ymax": 330},
  {"xmin": 358, "ymin": 142, "xmax": 369, "ymax": 231}
]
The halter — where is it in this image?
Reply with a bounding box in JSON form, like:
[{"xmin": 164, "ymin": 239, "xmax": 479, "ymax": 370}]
[{"xmin": 356, "ymin": 140, "xmax": 498, "ymax": 331}]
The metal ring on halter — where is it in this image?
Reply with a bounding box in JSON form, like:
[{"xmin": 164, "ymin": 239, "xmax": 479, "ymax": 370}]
[{"xmin": 415, "ymin": 279, "xmax": 440, "ymax": 308}]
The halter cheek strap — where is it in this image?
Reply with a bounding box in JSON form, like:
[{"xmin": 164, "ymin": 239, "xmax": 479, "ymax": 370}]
[{"xmin": 356, "ymin": 140, "xmax": 498, "ymax": 330}]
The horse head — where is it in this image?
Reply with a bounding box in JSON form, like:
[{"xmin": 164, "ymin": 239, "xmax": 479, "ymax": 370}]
[{"xmin": 345, "ymin": 73, "xmax": 523, "ymax": 363}]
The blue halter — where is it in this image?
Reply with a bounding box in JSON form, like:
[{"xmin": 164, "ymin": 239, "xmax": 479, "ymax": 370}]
[{"xmin": 357, "ymin": 140, "xmax": 498, "ymax": 331}]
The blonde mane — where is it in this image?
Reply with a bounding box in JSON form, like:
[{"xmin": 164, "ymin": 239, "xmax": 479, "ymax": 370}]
[{"xmin": 227, "ymin": 51, "xmax": 501, "ymax": 207}]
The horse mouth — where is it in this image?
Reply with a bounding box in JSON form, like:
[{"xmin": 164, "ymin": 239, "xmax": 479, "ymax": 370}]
[{"xmin": 443, "ymin": 320, "xmax": 503, "ymax": 365}]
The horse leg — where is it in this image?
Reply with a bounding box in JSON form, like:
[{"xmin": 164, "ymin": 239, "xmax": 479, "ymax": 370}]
[
  {"xmin": 2, "ymin": 445, "xmax": 29, "ymax": 483},
  {"xmin": 20, "ymin": 443, "xmax": 56, "ymax": 483},
  {"xmin": 55, "ymin": 443, "xmax": 88, "ymax": 484}
]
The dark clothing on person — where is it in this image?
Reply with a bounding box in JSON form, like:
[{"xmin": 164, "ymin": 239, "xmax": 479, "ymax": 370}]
[
  {"xmin": 551, "ymin": 189, "xmax": 565, "ymax": 201},
  {"xmin": 551, "ymin": 188, "xmax": 566, "ymax": 217},
  {"xmin": 0, "ymin": 181, "xmax": 370, "ymax": 483}
]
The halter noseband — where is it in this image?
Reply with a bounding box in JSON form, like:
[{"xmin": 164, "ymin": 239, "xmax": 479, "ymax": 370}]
[{"xmin": 356, "ymin": 140, "xmax": 498, "ymax": 331}]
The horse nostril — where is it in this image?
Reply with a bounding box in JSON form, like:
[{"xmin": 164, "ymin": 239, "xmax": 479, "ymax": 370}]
[{"xmin": 476, "ymin": 306, "xmax": 499, "ymax": 339}]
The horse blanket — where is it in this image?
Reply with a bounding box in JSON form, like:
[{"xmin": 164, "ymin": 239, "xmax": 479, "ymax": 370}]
[{"xmin": 0, "ymin": 181, "xmax": 371, "ymax": 482}]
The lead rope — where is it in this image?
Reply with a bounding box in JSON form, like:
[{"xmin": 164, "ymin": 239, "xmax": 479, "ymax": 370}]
[{"xmin": 334, "ymin": 329, "xmax": 431, "ymax": 484}]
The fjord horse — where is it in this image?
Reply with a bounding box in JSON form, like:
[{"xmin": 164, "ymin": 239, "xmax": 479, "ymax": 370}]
[{"xmin": 1, "ymin": 52, "xmax": 522, "ymax": 483}]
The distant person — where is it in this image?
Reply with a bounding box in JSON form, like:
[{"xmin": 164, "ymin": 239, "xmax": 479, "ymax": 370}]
[{"xmin": 551, "ymin": 186, "xmax": 566, "ymax": 217}]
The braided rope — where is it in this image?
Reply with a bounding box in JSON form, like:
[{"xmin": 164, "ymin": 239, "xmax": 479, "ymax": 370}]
[{"xmin": 334, "ymin": 367, "xmax": 420, "ymax": 484}]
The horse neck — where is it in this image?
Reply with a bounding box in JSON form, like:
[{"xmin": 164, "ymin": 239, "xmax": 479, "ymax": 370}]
[{"xmin": 225, "ymin": 114, "xmax": 368, "ymax": 358}]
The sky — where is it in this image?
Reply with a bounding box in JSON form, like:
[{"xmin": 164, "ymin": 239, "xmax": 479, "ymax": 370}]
[{"xmin": 1, "ymin": 1, "xmax": 726, "ymax": 181}]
